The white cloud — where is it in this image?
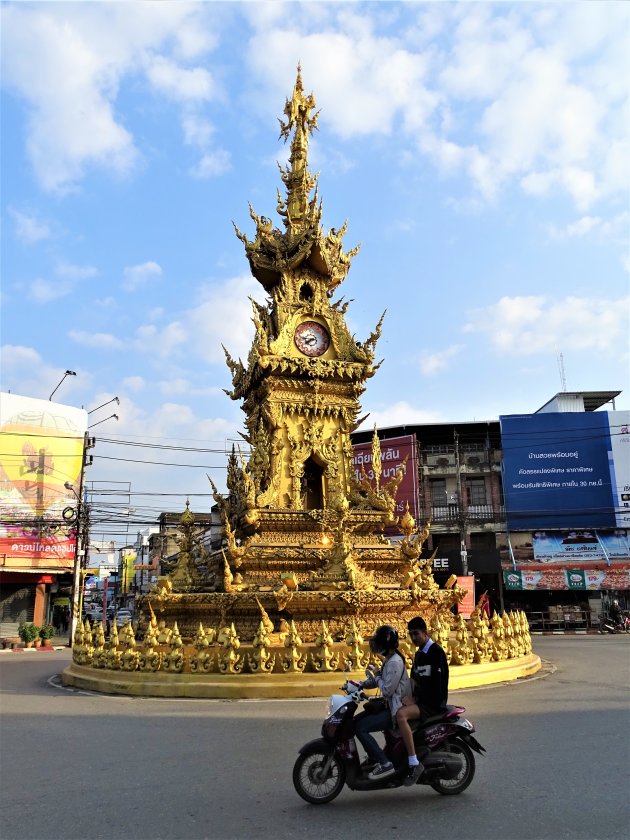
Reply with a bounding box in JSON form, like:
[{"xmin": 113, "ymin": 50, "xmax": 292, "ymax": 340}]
[
  {"xmin": 190, "ymin": 149, "xmax": 231, "ymax": 179},
  {"xmin": 8, "ymin": 206, "xmax": 51, "ymax": 244},
  {"xmin": 29, "ymin": 278, "xmax": 68, "ymax": 303},
  {"xmin": 122, "ymin": 261, "xmax": 163, "ymax": 292},
  {"xmin": 158, "ymin": 379, "xmax": 223, "ymax": 398},
  {"xmin": 68, "ymin": 330, "xmax": 124, "ymax": 350},
  {"xmin": 111, "ymin": 397, "xmax": 238, "ymax": 449},
  {"xmin": 55, "ymin": 261, "xmax": 98, "ymax": 280},
  {"xmin": 27, "ymin": 260, "xmax": 98, "ymax": 302},
  {"xmin": 131, "ymin": 274, "xmax": 258, "ymax": 366},
  {"xmin": 4, "ymin": 3, "xmax": 625, "ymax": 211},
  {"xmin": 144, "ymin": 55, "xmax": 214, "ymax": 102},
  {"xmin": 357, "ymin": 400, "xmax": 443, "ymax": 431},
  {"xmin": 546, "ymin": 211, "xmax": 629, "ymax": 269},
  {"xmin": 95, "ymin": 296, "xmax": 117, "ymax": 309},
  {"xmin": 0, "ymin": 345, "xmax": 85, "ymax": 401},
  {"xmin": 245, "ymin": 3, "xmax": 627, "ymax": 211},
  {"xmin": 1, "ymin": 4, "xmax": 213, "ymax": 192},
  {"xmin": 464, "ymin": 295, "xmax": 630, "ymax": 355},
  {"xmin": 419, "ymin": 344, "xmax": 465, "ymax": 376},
  {"xmin": 182, "ymin": 114, "xmax": 214, "ymax": 148},
  {"xmin": 159, "ymin": 378, "xmax": 192, "ymax": 396},
  {"xmin": 188, "ymin": 275, "xmax": 259, "ymax": 364},
  {"xmin": 249, "ymin": 23, "xmax": 434, "ymax": 140},
  {"xmin": 122, "ymin": 376, "xmax": 145, "ymax": 392},
  {"xmin": 547, "ymin": 215, "xmax": 601, "ymax": 240},
  {"xmin": 135, "ymin": 321, "xmax": 188, "ymax": 359}
]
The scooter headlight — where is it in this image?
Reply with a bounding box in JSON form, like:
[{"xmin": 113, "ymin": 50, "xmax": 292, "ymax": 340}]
[{"xmin": 326, "ymin": 693, "xmax": 354, "ymax": 718}]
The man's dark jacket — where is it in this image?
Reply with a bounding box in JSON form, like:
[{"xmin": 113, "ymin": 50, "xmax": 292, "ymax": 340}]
[{"xmin": 410, "ymin": 639, "xmax": 449, "ymax": 712}]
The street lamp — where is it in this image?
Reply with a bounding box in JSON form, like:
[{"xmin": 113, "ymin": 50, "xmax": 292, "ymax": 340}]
[
  {"xmin": 88, "ymin": 396, "xmax": 120, "ymax": 415},
  {"xmin": 89, "ymin": 413, "xmax": 119, "ymax": 428},
  {"xmin": 49, "ymin": 370, "xmax": 76, "ymax": 401}
]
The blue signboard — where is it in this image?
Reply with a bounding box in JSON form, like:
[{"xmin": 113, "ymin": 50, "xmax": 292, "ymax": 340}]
[{"xmin": 500, "ymin": 413, "xmax": 616, "ymax": 530}]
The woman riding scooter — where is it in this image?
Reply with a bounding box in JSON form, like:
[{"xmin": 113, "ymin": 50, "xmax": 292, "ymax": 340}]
[{"xmin": 353, "ymin": 624, "xmax": 411, "ymax": 779}]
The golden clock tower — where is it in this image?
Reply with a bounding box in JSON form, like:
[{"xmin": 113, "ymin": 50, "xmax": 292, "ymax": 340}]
[
  {"xmin": 161, "ymin": 67, "xmax": 458, "ymax": 643},
  {"xmin": 65, "ymin": 70, "xmax": 537, "ymax": 698}
]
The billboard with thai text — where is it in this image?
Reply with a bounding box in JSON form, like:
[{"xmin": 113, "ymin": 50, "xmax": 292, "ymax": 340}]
[
  {"xmin": 0, "ymin": 392, "xmax": 88, "ymax": 569},
  {"xmin": 532, "ymin": 530, "xmax": 629, "ymax": 563},
  {"xmin": 351, "ymin": 434, "xmax": 420, "ymax": 523},
  {"xmin": 500, "ymin": 411, "xmax": 630, "ymax": 530}
]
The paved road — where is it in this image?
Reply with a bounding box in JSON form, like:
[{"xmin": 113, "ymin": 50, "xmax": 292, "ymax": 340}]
[{"xmin": 1, "ymin": 636, "xmax": 628, "ymax": 840}]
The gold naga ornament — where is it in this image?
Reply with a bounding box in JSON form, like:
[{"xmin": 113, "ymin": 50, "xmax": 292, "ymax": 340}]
[{"xmin": 67, "ymin": 68, "xmax": 536, "ymax": 691}]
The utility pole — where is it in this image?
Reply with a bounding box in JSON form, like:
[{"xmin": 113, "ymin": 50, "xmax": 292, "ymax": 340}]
[
  {"xmin": 68, "ymin": 433, "xmax": 95, "ymax": 646},
  {"xmin": 454, "ymin": 431, "xmax": 469, "ymax": 577}
]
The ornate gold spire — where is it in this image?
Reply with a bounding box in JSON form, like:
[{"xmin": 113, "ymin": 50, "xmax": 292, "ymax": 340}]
[
  {"xmin": 277, "ymin": 63, "xmax": 321, "ymax": 234},
  {"xmin": 233, "ymin": 66, "xmax": 359, "ymax": 293}
]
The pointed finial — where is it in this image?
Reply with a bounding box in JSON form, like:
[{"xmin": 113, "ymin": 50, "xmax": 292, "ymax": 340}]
[{"xmin": 181, "ymin": 499, "xmax": 194, "ymax": 527}]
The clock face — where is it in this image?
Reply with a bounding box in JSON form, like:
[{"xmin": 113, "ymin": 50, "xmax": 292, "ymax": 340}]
[{"xmin": 294, "ymin": 321, "xmax": 330, "ymax": 357}]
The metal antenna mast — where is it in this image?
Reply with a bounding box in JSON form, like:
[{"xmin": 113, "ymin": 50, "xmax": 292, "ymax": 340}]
[{"xmin": 557, "ymin": 352, "xmax": 567, "ymax": 391}]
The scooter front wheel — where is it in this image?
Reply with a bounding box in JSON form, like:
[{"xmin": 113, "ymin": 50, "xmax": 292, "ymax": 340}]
[{"xmin": 293, "ymin": 746, "xmax": 345, "ymax": 804}]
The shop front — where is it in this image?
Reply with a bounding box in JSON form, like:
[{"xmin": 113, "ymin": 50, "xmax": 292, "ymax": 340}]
[
  {"xmin": 420, "ymin": 548, "xmax": 504, "ymax": 615},
  {"xmin": 498, "ymin": 526, "xmax": 630, "ymax": 627},
  {"xmin": 0, "ymin": 570, "xmax": 67, "ymax": 634}
]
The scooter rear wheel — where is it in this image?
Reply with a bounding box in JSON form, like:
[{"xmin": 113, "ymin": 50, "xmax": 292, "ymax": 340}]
[
  {"xmin": 429, "ymin": 738, "xmax": 475, "ymax": 796},
  {"xmin": 293, "ymin": 747, "xmax": 345, "ymax": 804}
]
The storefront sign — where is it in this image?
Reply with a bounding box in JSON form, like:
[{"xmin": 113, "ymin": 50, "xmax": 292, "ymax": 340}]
[{"xmin": 504, "ymin": 567, "xmax": 630, "ymax": 590}]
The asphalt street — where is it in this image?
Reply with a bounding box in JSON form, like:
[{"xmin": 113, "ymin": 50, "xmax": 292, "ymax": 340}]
[{"xmin": 0, "ymin": 636, "xmax": 628, "ymax": 840}]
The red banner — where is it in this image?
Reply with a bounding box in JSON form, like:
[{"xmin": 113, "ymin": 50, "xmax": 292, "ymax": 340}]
[{"xmin": 0, "ymin": 532, "xmax": 76, "ymax": 566}]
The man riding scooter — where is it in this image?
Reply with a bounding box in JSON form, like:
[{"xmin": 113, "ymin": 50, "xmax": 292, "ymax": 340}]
[
  {"xmin": 352, "ymin": 624, "xmax": 411, "ymax": 779},
  {"xmin": 397, "ymin": 616, "xmax": 450, "ymax": 786}
]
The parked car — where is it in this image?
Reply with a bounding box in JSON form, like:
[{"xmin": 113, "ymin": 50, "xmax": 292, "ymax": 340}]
[
  {"xmin": 115, "ymin": 610, "xmax": 134, "ymax": 627},
  {"xmin": 84, "ymin": 605, "xmax": 103, "ymax": 621}
]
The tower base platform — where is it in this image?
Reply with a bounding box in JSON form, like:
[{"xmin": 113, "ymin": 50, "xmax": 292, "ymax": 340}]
[{"xmin": 62, "ymin": 653, "xmax": 541, "ymax": 699}]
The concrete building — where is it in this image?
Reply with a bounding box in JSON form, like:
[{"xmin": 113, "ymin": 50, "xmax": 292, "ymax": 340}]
[{"xmin": 352, "ymin": 390, "xmax": 629, "ymax": 628}]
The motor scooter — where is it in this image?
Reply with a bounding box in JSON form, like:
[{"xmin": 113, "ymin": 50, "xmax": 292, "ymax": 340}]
[
  {"xmin": 293, "ymin": 681, "xmax": 485, "ymax": 804},
  {"xmin": 599, "ymin": 613, "xmax": 630, "ymax": 634}
]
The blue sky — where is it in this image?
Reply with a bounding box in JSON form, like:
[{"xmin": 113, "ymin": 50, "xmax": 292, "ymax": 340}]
[{"xmin": 2, "ymin": 2, "xmax": 629, "ymax": 536}]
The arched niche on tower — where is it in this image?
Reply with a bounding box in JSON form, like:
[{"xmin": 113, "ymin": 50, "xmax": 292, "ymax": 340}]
[{"xmin": 301, "ymin": 455, "xmax": 326, "ymax": 511}]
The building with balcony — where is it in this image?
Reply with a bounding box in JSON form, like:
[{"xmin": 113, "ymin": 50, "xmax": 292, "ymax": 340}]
[{"xmin": 352, "ymin": 391, "xmax": 629, "ymax": 625}]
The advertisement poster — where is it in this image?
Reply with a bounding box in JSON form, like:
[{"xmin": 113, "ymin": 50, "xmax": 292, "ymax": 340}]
[
  {"xmin": 504, "ymin": 568, "xmax": 630, "ymax": 591},
  {"xmin": 352, "ymin": 434, "xmax": 420, "ymax": 522},
  {"xmin": 533, "ymin": 530, "xmax": 630, "ymax": 563},
  {"xmin": 0, "ymin": 392, "xmax": 87, "ymax": 569},
  {"xmin": 500, "ymin": 411, "xmax": 630, "ymax": 530},
  {"xmin": 456, "ymin": 576, "xmax": 475, "ymax": 617}
]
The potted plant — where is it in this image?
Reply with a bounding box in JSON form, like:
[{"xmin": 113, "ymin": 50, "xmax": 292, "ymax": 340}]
[
  {"xmin": 18, "ymin": 622, "xmax": 40, "ymax": 648},
  {"xmin": 40, "ymin": 624, "xmax": 55, "ymax": 645}
]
